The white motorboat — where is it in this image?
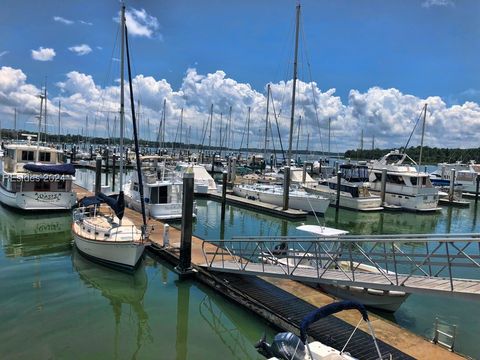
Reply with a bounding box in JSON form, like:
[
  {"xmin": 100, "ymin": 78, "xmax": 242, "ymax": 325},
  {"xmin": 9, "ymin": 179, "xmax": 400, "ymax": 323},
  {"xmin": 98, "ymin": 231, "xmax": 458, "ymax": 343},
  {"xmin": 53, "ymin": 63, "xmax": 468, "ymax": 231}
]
[
  {"xmin": 304, "ymin": 163, "xmax": 383, "ymax": 211},
  {"xmin": 124, "ymin": 156, "xmax": 196, "ymax": 220},
  {"xmin": 233, "ymin": 183, "xmax": 330, "ymax": 214},
  {"xmin": 256, "ymin": 300, "xmax": 384, "ymax": 360},
  {"xmin": 176, "ymin": 163, "xmax": 217, "ymax": 194},
  {"xmin": 0, "ymin": 139, "xmax": 77, "ymax": 210},
  {"xmin": 72, "ymin": 4, "xmax": 148, "ymax": 270},
  {"xmin": 262, "ymin": 225, "xmax": 408, "ymax": 312},
  {"xmin": 368, "ymin": 150, "xmax": 441, "ymax": 211}
]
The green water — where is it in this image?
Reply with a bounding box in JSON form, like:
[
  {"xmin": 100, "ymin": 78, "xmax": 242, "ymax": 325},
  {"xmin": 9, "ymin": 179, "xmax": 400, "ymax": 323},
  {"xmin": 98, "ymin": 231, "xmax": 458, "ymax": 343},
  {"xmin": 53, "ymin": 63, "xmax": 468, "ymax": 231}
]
[
  {"xmin": 191, "ymin": 199, "xmax": 480, "ymax": 359},
  {"xmin": 0, "ymin": 204, "xmax": 276, "ymax": 359}
]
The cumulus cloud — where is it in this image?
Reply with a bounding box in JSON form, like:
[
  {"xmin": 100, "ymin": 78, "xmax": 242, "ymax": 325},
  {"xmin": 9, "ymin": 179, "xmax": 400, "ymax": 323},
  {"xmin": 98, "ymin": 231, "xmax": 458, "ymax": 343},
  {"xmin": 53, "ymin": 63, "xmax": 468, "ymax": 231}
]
[
  {"xmin": 0, "ymin": 66, "xmax": 479, "ymax": 152},
  {"xmin": 53, "ymin": 16, "xmax": 74, "ymax": 25},
  {"xmin": 115, "ymin": 8, "xmax": 161, "ymax": 39},
  {"xmin": 422, "ymin": 0, "xmax": 454, "ymax": 8},
  {"xmin": 68, "ymin": 44, "xmax": 92, "ymax": 56},
  {"xmin": 31, "ymin": 47, "xmax": 56, "ymax": 61}
]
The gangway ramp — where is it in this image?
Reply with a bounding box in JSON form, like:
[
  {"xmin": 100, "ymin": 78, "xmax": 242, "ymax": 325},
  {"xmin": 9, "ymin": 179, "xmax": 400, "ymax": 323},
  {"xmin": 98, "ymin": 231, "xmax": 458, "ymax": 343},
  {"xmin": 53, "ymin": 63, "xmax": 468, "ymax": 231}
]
[{"xmin": 200, "ymin": 233, "xmax": 480, "ymax": 299}]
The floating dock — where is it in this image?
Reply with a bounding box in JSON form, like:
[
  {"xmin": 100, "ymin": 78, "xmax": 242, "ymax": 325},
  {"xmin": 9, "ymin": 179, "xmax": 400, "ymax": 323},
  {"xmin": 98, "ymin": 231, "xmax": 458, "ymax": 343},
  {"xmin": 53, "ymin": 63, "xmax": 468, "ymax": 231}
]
[
  {"xmin": 206, "ymin": 191, "xmax": 308, "ymax": 219},
  {"xmin": 73, "ymin": 184, "xmax": 465, "ymax": 360}
]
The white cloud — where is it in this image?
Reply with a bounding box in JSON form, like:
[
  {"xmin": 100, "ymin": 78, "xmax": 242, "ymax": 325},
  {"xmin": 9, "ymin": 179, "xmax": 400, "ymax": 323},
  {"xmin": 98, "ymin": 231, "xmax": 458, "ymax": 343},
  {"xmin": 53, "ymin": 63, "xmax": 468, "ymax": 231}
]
[
  {"xmin": 31, "ymin": 47, "xmax": 56, "ymax": 61},
  {"xmin": 115, "ymin": 8, "xmax": 161, "ymax": 39},
  {"xmin": 79, "ymin": 20, "xmax": 93, "ymax": 26},
  {"xmin": 53, "ymin": 16, "xmax": 74, "ymax": 25},
  {"xmin": 96, "ymin": 46, "xmax": 103, "ymax": 50},
  {"xmin": 68, "ymin": 44, "xmax": 92, "ymax": 56},
  {"xmin": 0, "ymin": 51, "xmax": 8, "ymax": 57},
  {"xmin": 422, "ymin": 0, "xmax": 454, "ymax": 8},
  {"xmin": 0, "ymin": 66, "xmax": 479, "ymax": 152}
]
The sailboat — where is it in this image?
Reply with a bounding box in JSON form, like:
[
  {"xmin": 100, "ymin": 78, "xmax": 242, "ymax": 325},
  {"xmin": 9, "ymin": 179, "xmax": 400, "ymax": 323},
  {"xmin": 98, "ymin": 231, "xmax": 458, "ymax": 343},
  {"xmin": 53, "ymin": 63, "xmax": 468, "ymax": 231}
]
[{"xmin": 72, "ymin": 4, "xmax": 148, "ymax": 270}]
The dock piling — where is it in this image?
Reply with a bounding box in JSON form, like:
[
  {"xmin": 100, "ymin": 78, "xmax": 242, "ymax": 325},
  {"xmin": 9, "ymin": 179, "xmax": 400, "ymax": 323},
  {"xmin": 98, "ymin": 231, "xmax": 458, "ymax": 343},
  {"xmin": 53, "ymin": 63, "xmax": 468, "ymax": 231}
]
[
  {"xmin": 175, "ymin": 168, "xmax": 195, "ymax": 275},
  {"xmin": 449, "ymin": 169, "xmax": 456, "ymax": 202},
  {"xmin": 104, "ymin": 148, "xmax": 109, "ymax": 186},
  {"xmin": 221, "ymin": 171, "xmax": 227, "ymax": 221},
  {"xmin": 94, "ymin": 154, "xmax": 102, "ymax": 195},
  {"xmin": 112, "ymin": 153, "xmax": 116, "ymax": 192},
  {"xmin": 380, "ymin": 168, "xmax": 387, "ymax": 206},
  {"xmin": 232, "ymin": 158, "xmax": 237, "ymax": 183},
  {"xmin": 282, "ymin": 166, "xmax": 291, "ymax": 210},
  {"xmin": 336, "ymin": 171, "xmax": 341, "ymax": 209},
  {"xmin": 163, "ymin": 224, "xmax": 170, "ymax": 247},
  {"xmin": 476, "ymin": 176, "xmax": 480, "ymax": 203},
  {"xmin": 302, "ymin": 162, "xmax": 307, "ymax": 184}
]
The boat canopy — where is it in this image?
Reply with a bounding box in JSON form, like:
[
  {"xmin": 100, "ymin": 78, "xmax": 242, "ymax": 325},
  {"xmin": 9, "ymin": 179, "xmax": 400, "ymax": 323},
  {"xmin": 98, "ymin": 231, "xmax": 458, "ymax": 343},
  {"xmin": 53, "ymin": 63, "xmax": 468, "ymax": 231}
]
[
  {"xmin": 296, "ymin": 224, "xmax": 349, "ymax": 237},
  {"xmin": 24, "ymin": 163, "xmax": 75, "ymax": 175},
  {"xmin": 79, "ymin": 192, "xmax": 125, "ymax": 220},
  {"xmin": 300, "ymin": 301, "xmax": 368, "ymax": 342}
]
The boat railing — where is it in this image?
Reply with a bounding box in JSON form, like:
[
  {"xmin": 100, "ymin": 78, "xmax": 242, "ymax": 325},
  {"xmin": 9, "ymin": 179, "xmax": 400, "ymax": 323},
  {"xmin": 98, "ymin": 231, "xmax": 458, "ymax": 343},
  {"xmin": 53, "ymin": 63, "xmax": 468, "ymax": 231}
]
[
  {"xmin": 201, "ymin": 233, "xmax": 480, "ymax": 295},
  {"xmin": 73, "ymin": 206, "xmax": 148, "ymax": 242}
]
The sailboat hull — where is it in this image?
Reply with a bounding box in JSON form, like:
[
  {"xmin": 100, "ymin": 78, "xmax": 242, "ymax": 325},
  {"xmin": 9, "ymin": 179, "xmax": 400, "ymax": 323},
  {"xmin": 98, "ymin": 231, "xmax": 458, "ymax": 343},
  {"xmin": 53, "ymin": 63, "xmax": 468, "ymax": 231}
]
[{"xmin": 73, "ymin": 232, "xmax": 145, "ymax": 269}]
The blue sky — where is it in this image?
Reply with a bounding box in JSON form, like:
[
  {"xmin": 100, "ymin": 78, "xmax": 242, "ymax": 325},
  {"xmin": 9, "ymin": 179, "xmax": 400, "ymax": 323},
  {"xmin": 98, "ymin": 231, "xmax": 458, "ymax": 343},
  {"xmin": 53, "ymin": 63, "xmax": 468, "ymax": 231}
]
[{"xmin": 0, "ymin": 0, "xmax": 479, "ymax": 151}]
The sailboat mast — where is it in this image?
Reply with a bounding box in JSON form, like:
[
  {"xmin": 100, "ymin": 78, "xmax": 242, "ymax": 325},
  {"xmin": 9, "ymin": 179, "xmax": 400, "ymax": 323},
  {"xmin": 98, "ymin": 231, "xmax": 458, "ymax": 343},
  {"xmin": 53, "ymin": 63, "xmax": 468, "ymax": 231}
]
[
  {"xmin": 119, "ymin": 4, "xmax": 125, "ymax": 191},
  {"xmin": 418, "ymin": 103, "xmax": 427, "ymax": 167},
  {"xmin": 283, "ymin": 3, "xmax": 300, "ymax": 210},
  {"xmin": 208, "ymin": 103, "xmax": 213, "ymax": 151},
  {"xmin": 58, "ymin": 101, "xmax": 61, "ymax": 143},
  {"xmin": 179, "ymin": 108, "xmax": 183, "ymax": 151},
  {"xmin": 263, "ymin": 84, "xmax": 271, "ymax": 162},
  {"xmin": 287, "ymin": 4, "xmax": 300, "ymax": 166},
  {"xmin": 246, "ymin": 106, "xmax": 251, "ymax": 158}
]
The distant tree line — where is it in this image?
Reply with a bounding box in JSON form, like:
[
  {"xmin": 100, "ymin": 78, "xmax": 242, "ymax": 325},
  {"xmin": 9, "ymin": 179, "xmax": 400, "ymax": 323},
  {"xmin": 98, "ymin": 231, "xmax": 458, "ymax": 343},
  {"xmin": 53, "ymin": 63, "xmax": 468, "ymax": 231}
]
[{"xmin": 345, "ymin": 146, "xmax": 480, "ymax": 164}]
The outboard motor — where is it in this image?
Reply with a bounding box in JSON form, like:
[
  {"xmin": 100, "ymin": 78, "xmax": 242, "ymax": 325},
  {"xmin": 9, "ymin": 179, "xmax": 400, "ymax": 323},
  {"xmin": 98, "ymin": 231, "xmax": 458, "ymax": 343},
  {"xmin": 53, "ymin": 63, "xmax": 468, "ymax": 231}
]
[{"xmin": 256, "ymin": 332, "xmax": 306, "ymax": 360}]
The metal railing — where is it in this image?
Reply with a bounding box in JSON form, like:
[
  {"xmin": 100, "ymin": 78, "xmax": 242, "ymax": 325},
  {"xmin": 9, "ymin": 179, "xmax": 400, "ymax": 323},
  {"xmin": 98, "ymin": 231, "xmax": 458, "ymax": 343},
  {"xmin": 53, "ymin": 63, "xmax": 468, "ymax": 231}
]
[{"xmin": 201, "ymin": 233, "xmax": 480, "ymax": 295}]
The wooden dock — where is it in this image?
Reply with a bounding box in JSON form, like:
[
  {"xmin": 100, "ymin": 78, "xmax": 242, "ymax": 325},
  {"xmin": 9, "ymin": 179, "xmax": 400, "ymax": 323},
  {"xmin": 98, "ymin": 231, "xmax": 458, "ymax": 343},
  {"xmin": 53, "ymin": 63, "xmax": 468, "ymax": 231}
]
[
  {"xmin": 206, "ymin": 191, "xmax": 308, "ymax": 219},
  {"xmin": 72, "ymin": 184, "xmax": 465, "ymax": 359}
]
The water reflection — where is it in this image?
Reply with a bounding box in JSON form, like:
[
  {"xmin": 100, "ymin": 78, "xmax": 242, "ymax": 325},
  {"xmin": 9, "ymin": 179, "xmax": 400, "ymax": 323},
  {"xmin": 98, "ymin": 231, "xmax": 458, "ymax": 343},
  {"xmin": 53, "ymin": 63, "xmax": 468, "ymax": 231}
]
[
  {"xmin": 199, "ymin": 294, "xmax": 271, "ymax": 360},
  {"xmin": 0, "ymin": 204, "xmax": 71, "ymax": 257},
  {"xmin": 72, "ymin": 249, "xmax": 151, "ymax": 359}
]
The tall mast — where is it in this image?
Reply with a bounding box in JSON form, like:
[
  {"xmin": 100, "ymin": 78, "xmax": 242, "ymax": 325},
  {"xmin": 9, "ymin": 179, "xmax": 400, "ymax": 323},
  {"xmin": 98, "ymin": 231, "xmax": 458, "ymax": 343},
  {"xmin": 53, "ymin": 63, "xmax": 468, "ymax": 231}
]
[
  {"xmin": 13, "ymin": 108, "xmax": 17, "ymax": 140},
  {"xmin": 58, "ymin": 101, "xmax": 61, "ymax": 143},
  {"xmin": 179, "ymin": 107, "xmax": 183, "ymax": 151},
  {"xmin": 208, "ymin": 103, "xmax": 213, "ymax": 151},
  {"xmin": 36, "ymin": 93, "xmax": 44, "ymax": 162},
  {"xmin": 283, "ymin": 3, "xmax": 301, "ymax": 210},
  {"xmin": 263, "ymin": 84, "xmax": 271, "ymax": 162},
  {"xmin": 162, "ymin": 99, "xmax": 166, "ymax": 150},
  {"xmin": 44, "ymin": 81, "xmax": 47, "ymax": 143},
  {"xmin": 328, "ymin": 117, "xmax": 331, "ymax": 154},
  {"xmin": 287, "ymin": 4, "xmax": 300, "ymax": 166},
  {"xmin": 119, "ymin": 4, "xmax": 125, "ymax": 191},
  {"xmin": 228, "ymin": 106, "xmax": 232, "ymax": 151},
  {"xmin": 418, "ymin": 103, "xmax": 427, "ymax": 167},
  {"xmin": 246, "ymin": 106, "xmax": 251, "ymax": 158}
]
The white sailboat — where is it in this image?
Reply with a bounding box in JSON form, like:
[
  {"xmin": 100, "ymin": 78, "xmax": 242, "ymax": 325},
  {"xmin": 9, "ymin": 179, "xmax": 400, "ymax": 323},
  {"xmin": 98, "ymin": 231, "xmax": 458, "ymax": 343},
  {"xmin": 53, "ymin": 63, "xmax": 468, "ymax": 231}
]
[{"xmin": 72, "ymin": 4, "xmax": 147, "ymax": 270}]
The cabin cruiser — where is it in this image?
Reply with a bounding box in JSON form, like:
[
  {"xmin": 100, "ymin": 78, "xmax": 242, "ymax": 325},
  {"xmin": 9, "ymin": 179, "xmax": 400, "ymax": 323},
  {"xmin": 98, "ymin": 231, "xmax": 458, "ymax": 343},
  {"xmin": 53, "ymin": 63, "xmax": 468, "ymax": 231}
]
[
  {"xmin": 124, "ymin": 156, "xmax": 196, "ymax": 220},
  {"xmin": 368, "ymin": 150, "xmax": 440, "ymax": 211},
  {"xmin": 304, "ymin": 163, "xmax": 383, "ymax": 211},
  {"xmin": 233, "ymin": 183, "xmax": 330, "ymax": 214},
  {"xmin": 0, "ymin": 138, "xmax": 76, "ymax": 210}
]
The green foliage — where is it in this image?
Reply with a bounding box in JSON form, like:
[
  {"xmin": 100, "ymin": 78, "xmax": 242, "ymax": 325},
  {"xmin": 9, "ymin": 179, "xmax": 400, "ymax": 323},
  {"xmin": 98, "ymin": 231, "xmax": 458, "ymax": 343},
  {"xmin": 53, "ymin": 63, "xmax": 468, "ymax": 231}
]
[{"xmin": 345, "ymin": 146, "xmax": 480, "ymax": 164}]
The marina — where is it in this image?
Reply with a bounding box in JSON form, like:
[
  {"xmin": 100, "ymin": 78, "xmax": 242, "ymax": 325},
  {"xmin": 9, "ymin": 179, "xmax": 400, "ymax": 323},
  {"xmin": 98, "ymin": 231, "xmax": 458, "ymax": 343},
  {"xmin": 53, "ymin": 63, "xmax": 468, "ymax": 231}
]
[{"xmin": 1, "ymin": 1, "xmax": 480, "ymax": 359}]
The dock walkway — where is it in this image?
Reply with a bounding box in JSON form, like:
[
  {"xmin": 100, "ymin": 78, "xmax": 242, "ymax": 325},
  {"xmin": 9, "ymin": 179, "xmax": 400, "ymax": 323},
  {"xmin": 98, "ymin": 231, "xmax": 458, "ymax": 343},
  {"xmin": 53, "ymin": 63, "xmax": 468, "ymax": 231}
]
[{"xmin": 73, "ymin": 184, "xmax": 464, "ymax": 359}]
